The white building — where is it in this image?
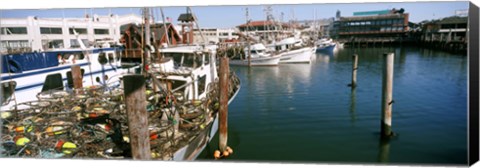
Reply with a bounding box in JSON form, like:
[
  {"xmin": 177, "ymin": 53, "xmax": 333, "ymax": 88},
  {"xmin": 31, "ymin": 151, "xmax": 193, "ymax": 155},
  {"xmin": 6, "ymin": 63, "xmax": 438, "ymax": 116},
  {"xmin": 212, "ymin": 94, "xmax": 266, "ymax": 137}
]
[
  {"xmin": 192, "ymin": 28, "xmax": 239, "ymax": 44},
  {"xmin": 1, "ymin": 14, "xmax": 142, "ymax": 54}
]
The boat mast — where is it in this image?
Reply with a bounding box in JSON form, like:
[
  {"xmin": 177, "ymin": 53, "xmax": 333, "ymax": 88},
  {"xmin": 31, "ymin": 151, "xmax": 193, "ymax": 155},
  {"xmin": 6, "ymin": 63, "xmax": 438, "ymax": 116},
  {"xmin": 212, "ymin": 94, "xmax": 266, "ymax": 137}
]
[
  {"xmin": 160, "ymin": 7, "xmax": 171, "ymax": 47},
  {"xmin": 143, "ymin": 7, "xmax": 151, "ymax": 75},
  {"xmin": 246, "ymin": 7, "xmax": 251, "ymax": 66}
]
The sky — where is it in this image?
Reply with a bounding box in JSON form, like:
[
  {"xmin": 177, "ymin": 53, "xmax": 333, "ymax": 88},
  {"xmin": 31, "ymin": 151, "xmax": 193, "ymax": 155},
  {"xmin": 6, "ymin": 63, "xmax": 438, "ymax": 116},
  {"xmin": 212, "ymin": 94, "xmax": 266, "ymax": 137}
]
[{"xmin": 0, "ymin": 1, "xmax": 470, "ymax": 28}]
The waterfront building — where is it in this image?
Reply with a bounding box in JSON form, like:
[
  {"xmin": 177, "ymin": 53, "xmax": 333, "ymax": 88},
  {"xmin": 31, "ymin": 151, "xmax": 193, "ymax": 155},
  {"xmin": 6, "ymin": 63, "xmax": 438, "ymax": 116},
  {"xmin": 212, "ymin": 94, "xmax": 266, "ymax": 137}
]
[
  {"xmin": 335, "ymin": 8, "xmax": 409, "ymax": 42},
  {"xmin": 0, "ymin": 14, "xmax": 143, "ymax": 54},
  {"xmin": 420, "ymin": 16, "xmax": 468, "ymax": 43},
  {"xmin": 236, "ymin": 20, "xmax": 294, "ymax": 42},
  {"xmin": 297, "ymin": 18, "xmax": 335, "ymax": 38},
  {"xmin": 418, "ymin": 15, "xmax": 468, "ymax": 53},
  {"xmin": 192, "ymin": 28, "xmax": 239, "ymax": 44}
]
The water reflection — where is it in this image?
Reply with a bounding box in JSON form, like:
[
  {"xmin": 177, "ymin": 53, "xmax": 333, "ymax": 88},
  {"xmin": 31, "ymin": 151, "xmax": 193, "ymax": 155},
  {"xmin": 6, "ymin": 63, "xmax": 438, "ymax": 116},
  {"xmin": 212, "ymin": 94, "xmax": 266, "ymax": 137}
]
[
  {"xmin": 377, "ymin": 138, "xmax": 391, "ymax": 163},
  {"xmin": 349, "ymin": 87, "xmax": 356, "ymax": 124}
]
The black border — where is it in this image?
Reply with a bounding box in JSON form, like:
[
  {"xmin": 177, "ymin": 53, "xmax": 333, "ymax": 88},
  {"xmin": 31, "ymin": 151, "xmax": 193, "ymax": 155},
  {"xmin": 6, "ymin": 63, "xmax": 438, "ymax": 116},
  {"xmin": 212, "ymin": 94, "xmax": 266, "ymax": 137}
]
[{"xmin": 469, "ymin": 1, "xmax": 479, "ymax": 166}]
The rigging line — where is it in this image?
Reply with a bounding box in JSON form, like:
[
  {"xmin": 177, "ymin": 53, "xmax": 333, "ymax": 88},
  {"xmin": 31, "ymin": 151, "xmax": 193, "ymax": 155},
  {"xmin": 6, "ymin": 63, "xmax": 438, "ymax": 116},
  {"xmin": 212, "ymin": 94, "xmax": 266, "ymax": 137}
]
[{"xmin": 160, "ymin": 7, "xmax": 171, "ymax": 46}]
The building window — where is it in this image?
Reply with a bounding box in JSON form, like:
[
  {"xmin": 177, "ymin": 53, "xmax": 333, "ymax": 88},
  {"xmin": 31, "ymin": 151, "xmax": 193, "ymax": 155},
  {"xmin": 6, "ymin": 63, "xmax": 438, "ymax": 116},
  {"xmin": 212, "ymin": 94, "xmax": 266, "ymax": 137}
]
[
  {"xmin": 69, "ymin": 28, "xmax": 87, "ymax": 35},
  {"xmin": 40, "ymin": 27, "xmax": 63, "ymax": 34},
  {"xmin": 94, "ymin": 29, "xmax": 109, "ymax": 35},
  {"xmin": 70, "ymin": 39, "xmax": 88, "ymax": 48},
  {"xmin": 0, "ymin": 27, "xmax": 28, "ymax": 35},
  {"xmin": 42, "ymin": 39, "xmax": 64, "ymax": 49},
  {"xmin": 1, "ymin": 40, "xmax": 31, "ymax": 53}
]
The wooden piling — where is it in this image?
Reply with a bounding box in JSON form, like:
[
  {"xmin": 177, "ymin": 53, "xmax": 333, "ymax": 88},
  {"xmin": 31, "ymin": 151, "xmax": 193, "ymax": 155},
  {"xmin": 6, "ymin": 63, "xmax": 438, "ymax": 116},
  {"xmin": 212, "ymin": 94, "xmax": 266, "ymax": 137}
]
[
  {"xmin": 219, "ymin": 57, "xmax": 229, "ymax": 152},
  {"xmin": 71, "ymin": 65, "xmax": 83, "ymax": 90},
  {"xmin": 381, "ymin": 53, "xmax": 394, "ymax": 138},
  {"xmin": 123, "ymin": 75, "xmax": 151, "ymax": 160},
  {"xmin": 351, "ymin": 54, "xmax": 358, "ymax": 88}
]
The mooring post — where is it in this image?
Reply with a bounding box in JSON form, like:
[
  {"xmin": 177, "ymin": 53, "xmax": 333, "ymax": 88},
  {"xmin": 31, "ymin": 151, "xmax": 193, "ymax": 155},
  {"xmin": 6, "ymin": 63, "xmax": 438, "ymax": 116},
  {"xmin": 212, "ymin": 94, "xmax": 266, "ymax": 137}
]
[
  {"xmin": 351, "ymin": 54, "xmax": 358, "ymax": 88},
  {"xmin": 381, "ymin": 53, "xmax": 394, "ymax": 138},
  {"xmin": 71, "ymin": 65, "xmax": 83, "ymax": 91},
  {"xmin": 219, "ymin": 57, "xmax": 229, "ymax": 152},
  {"xmin": 123, "ymin": 75, "xmax": 151, "ymax": 160}
]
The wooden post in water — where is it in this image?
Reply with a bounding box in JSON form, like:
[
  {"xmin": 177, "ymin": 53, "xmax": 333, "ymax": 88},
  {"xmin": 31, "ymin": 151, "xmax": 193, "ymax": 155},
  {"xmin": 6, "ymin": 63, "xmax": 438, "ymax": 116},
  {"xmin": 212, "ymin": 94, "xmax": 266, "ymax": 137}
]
[
  {"xmin": 123, "ymin": 75, "xmax": 151, "ymax": 160},
  {"xmin": 351, "ymin": 54, "xmax": 358, "ymax": 88},
  {"xmin": 219, "ymin": 57, "xmax": 229, "ymax": 152},
  {"xmin": 71, "ymin": 65, "xmax": 83, "ymax": 90},
  {"xmin": 381, "ymin": 53, "xmax": 394, "ymax": 138}
]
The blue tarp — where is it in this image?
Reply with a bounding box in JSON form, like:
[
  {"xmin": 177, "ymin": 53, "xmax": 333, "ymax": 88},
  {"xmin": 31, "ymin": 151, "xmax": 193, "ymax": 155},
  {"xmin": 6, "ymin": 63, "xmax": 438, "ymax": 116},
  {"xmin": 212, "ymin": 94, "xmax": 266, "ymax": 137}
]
[{"xmin": 2, "ymin": 52, "xmax": 59, "ymax": 73}]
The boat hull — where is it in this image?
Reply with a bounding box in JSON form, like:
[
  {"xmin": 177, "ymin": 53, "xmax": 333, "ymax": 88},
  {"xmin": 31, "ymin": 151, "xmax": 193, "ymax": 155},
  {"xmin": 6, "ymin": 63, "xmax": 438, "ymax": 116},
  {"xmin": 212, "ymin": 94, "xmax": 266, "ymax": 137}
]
[
  {"xmin": 316, "ymin": 44, "xmax": 336, "ymax": 53},
  {"xmin": 172, "ymin": 84, "xmax": 241, "ymax": 161},
  {"xmin": 279, "ymin": 47, "xmax": 315, "ymax": 64},
  {"xmin": 229, "ymin": 55, "xmax": 281, "ymax": 66},
  {"xmin": 1, "ymin": 49, "xmax": 138, "ymax": 111}
]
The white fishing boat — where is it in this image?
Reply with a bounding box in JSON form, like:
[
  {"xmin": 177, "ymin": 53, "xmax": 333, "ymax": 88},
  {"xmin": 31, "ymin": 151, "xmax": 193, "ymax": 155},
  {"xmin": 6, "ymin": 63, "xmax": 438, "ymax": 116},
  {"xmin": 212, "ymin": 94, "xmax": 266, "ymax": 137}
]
[
  {"xmin": 149, "ymin": 44, "xmax": 241, "ymax": 160},
  {"xmin": 229, "ymin": 43, "xmax": 282, "ymax": 66},
  {"xmin": 1, "ymin": 38, "xmax": 138, "ymax": 111},
  {"xmin": 267, "ymin": 37, "xmax": 316, "ymax": 64}
]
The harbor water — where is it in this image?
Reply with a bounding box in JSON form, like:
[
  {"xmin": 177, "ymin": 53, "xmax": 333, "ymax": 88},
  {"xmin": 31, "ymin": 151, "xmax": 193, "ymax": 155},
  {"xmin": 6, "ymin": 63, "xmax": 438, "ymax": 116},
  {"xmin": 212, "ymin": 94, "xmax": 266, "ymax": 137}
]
[{"xmin": 199, "ymin": 46, "xmax": 468, "ymax": 165}]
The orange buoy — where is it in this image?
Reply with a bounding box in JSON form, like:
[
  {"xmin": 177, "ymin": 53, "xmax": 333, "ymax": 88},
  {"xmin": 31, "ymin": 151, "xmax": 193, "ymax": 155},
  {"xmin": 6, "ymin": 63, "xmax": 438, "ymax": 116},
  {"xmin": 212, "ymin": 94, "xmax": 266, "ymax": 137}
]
[
  {"xmin": 226, "ymin": 146, "xmax": 233, "ymax": 154},
  {"xmin": 213, "ymin": 150, "xmax": 221, "ymax": 159},
  {"xmin": 223, "ymin": 150, "xmax": 229, "ymax": 157}
]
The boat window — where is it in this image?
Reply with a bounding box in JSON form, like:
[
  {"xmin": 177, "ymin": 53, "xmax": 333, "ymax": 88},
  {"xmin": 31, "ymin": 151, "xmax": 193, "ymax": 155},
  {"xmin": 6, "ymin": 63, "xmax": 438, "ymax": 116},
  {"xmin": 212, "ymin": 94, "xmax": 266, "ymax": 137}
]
[
  {"xmin": 198, "ymin": 75, "xmax": 206, "ymax": 95},
  {"xmin": 163, "ymin": 52, "xmax": 203, "ymax": 68},
  {"xmin": 204, "ymin": 54, "xmax": 210, "ymax": 65},
  {"xmin": 164, "ymin": 53, "xmax": 185, "ymax": 67},
  {"xmin": 76, "ymin": 53, "xmax": 85, "ymax": 60},
  {"xmin": 115, "ymin": 50, "xmax": 122, "ymax": 61},
  {"xmin": 41, "ymin": 73, "xmax": 64, "ymax": 92},
  {"xmin": 98, "ymin": 52, "xmax": 108, "ymax": 65},
  {"xmin": 250, "ymin": 50, "xmax": 257, "ymax": 54},
  {"xmin": 275, "ymin": 46, "xmax": 282, "ymax": 51},
  {"xmin": 1, "ymin": 81, "xmax": 16, "ymax": 105},
  {"xmin": 170, "ymin": 80, "xmax": 187, "ymax": 94},
  {"xmin": 108, "ymin": 53, "xmax": 115, "ymax": 63},
  {"xmin": 183, "ymin": 55, "xmax": 195, "ymax": 68}
]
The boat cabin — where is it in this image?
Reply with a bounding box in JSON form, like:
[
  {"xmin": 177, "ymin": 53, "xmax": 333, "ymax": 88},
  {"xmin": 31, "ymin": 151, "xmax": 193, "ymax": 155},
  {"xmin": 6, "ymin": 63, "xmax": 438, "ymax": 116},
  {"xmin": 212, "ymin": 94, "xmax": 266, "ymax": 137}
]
[{"xmin": 152, "ymin": 45, "xmax": 218, "ymax": 101}]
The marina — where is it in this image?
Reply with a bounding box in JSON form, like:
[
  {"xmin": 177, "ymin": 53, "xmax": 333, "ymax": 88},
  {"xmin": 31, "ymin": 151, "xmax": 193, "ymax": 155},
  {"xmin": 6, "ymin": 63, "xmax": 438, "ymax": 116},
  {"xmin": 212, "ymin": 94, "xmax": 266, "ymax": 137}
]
[
  {"xmin": 0, "ymin": 1, "xmax": 473, "ymax": 166},
  {"xmin": 200, "ymin": 46, "xmax": 468, "ymax": 164}
]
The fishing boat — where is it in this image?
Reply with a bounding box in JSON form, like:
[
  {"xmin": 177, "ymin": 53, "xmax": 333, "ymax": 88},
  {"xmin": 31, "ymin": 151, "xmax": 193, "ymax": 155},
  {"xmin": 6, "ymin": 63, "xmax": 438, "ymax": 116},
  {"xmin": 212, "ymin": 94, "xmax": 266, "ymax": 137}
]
[
  {"xmin": 267, "ymin": 37, "xmax": 316, "ymax": 64},
  {"xmin": 147, "ymin": 43, "xmax": 240, "ymax": 160},
  {"xmin": 1, "ymin": 37, "xmax": 138, "ymax": 111},
  {"xmin": 1, "ymin": 7, "xmax": 240, "ymax": 162},
  {"xmin": 229, "ymin": 43, "xmax": 282, "ymax": 66},
  {"xmin": 315, "ymin": 38, "xmax": 337, "ymax": 53}
]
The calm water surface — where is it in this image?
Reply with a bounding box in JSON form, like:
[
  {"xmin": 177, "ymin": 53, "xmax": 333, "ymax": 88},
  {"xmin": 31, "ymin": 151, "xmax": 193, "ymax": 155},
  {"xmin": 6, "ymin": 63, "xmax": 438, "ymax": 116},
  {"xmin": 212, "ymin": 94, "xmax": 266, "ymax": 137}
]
[{"xmin": 199, "ymin": 46, "xmax": 468, "ymax": 165}]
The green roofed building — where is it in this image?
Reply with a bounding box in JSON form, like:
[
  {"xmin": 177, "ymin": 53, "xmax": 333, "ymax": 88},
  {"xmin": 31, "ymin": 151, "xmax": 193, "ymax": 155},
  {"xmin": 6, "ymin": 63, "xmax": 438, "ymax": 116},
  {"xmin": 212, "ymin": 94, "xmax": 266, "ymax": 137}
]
[
  {"xmin": 353, "ymin": 10, "xmax": 391, "ymax": 16},
  {"xmin": 335, "ymin": 8, "xmax": 409, "ymax": 42}
]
